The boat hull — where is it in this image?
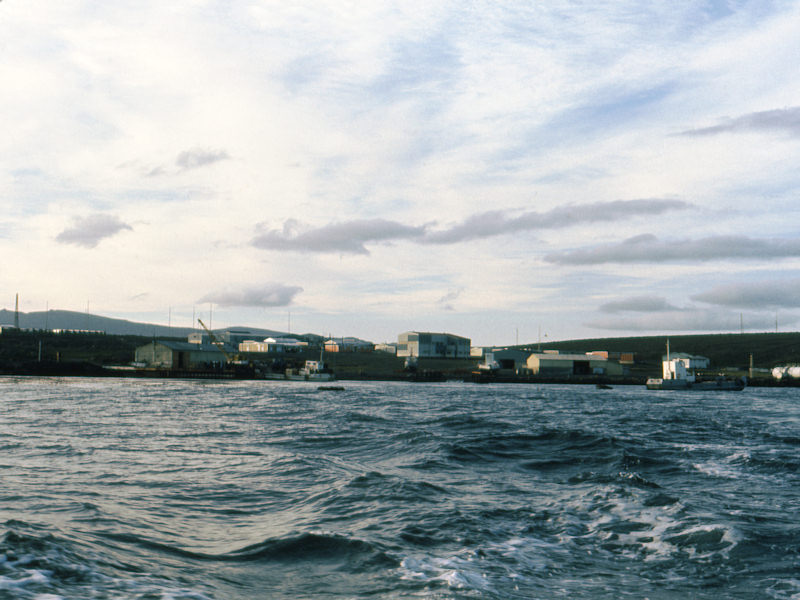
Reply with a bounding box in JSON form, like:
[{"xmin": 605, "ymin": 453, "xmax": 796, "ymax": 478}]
[{"xmin": 646, "ymin": 377, "xmax": 746, "ymax": 391}]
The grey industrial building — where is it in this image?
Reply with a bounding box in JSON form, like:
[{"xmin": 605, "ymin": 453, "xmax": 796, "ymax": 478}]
[
  {"xmin": 526, "ymin": 351, "xmax": 624, "ymax": 377},
  {"xmin": 134, "ymin": 341, "xmax": 227, "ymax": 369},
  {"xmin": 396, "ymin": 331, "xmax": 471, "ymax": 358}
]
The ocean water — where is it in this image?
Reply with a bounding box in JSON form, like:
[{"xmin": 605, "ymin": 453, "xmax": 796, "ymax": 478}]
[{"xmin": 1, "ymin": 377, "xmax": 799, "ymax": 599}]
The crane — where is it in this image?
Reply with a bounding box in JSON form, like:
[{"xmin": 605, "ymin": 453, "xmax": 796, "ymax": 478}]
[{"xmin": 197, "ymin": 318, "xmax": 232, "ymax": 364}]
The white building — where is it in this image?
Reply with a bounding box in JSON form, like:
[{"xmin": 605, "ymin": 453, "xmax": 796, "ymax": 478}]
[
  {"xmin": 239, "ymin": 337, "xmax": 306, "ymax": 353},
  {"xmin": 396, "ymin": 332, "xmax": 471, "ymax": 358},
  {"xmin": 662, "ymin": 352, "xmax": 710, "ymax": 381}
]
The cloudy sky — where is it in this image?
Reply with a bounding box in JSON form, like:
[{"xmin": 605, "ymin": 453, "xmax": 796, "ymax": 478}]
[{"xmin": 2, "ymin": 1, "xmax": 799, "ymax": 345}]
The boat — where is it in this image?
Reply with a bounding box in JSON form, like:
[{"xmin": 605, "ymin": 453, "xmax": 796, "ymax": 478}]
[
  {"xmin": 286, "ymin": 359, "xmax": 336, "ymax": 382},
  {"xmin": 646, "ymin": 376, "xmax": 746, "ymax": 391},
  {"xmin": 645, "ymin": 340, "xmax": 745, "ymax": 391},
  {"xmin": 257, "ymin": 349, "xmax": 335, "ymax": 382}
]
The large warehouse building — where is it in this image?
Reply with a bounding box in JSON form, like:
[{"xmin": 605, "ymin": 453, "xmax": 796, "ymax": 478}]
[
  {"xmin": 396, "ymin": 331, "xmax": 471, "ymax": 358},
  {"xmin": 526, "ymin": 351, "xmax": 624, "ymax": 377},
  {"xmin": 134, "ymin": 341, "xmax": 227, "ymax": 369}
]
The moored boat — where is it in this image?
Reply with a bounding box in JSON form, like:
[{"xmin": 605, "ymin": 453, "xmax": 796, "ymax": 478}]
[{"xmin": 646, "ymin": 340, "xmax": 746, "ymax": 391}]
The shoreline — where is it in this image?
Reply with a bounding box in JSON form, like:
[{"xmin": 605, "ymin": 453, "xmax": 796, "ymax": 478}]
[{"xmin": 0, "ymin": 361, "xmax": 795, "ymax": 386}]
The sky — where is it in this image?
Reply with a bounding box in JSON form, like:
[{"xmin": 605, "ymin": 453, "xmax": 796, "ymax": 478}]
[{"xmin": 2, "ymin": 1, "xmax": 800, "ymax": 346}]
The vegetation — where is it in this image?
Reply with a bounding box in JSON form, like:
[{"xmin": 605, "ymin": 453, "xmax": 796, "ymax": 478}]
[
  {"xmin": 534, "ymin": 332, "xmax": 800, "ymax": 370},
  {"xmin": 3, "ymin": 328, "xmax": 800, "ymax": 379},
  {"xmin": 0, "ymin": 329, "xmax": 176, "ymax": 365}
]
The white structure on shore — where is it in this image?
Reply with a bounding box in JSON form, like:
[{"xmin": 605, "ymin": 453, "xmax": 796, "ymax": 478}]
[
  {"xmin": 772, "ymin": 365, "xmax": 800, "ymax": 380},
  {"xmin": 661, "ymin": 351, "xmax": 710, "ymax": 382},
  {"xmin": 239, "ymin": 337, "xmax": 306, "ymax": 353}
]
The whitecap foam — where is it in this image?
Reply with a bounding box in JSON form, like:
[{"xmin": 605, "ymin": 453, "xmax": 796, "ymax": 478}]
[
  {"xmin": 765, "ymin": 577, "xmax": 800, "ymax": 599},
  {"xmin": 399, "ymin": 550, "xmax": 493, "ymax": 593},
  {"xmin": 0, "ymin": 570, "xmax": 51, "ymax": 589},
  {"xmin": 549, "ymin": 483, "xmax": 742, "ymax": 564},
  {"xmin": 693, "ymin": 460, "xmax": 744, "ymax": 479}
]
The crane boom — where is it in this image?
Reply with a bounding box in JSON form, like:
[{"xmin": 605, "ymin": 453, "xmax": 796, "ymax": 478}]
[{"xmin": 197, "ymin": 318, "xmax": 232, "ymax": 363}]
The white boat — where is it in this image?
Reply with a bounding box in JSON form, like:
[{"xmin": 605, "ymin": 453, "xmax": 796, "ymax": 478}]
[
  {"xmin": 286, "ymin": 359, "xmax": 336, "ymax": 382},
  {"xmin": 646, "ymin": 340, "xmax": 745, "ymax": 391}
]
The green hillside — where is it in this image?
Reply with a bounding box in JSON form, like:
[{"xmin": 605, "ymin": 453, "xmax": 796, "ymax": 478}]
[
  {"xmin": 532, "ymin": 332, "xmax": 800, "ymax": 370},
  {"xmin": 3, "ymin": 328, "xmax": 800, "ymax": 379}
]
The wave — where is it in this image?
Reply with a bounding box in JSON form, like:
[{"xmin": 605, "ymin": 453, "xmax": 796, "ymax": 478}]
[
  {"xmin": 0, "ymin": 521, "xmax": 214, "ymax": 600},
  {"xmin": 95, "ymin": 529, "xmax": 396, "ymax": 569}
]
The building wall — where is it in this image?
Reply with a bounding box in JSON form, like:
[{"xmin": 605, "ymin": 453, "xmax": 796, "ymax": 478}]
[
  {"xmin": 135, "ymin": 342, "xmax": 226, "ymax": 368},
  {"xmin": 239, "ymin": 339, "xmax": 303, "ymax": 353},
  {"xmin": 397, "ymin": 332, "xmax": 471, "ymax": 358},
  {"xmin": 135, "ymin": 342, "xmax": 174, "ymax": 367},
  {"xmin": 526, "ymin": 353, "xmax": 623, "ymax": 377}
]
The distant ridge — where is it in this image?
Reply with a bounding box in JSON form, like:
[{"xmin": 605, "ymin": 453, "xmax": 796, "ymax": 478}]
[{"xmin": 0, "ymin": 309, "xmax": 300, "ymax": 340}]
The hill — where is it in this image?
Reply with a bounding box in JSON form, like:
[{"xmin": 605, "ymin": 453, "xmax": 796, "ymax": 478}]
[
  {"xmin": 0, "ymin": 309, "xmax": 307, "ymax": 340},
  {"xmin": 530, "ymin": 332, "xmax": 800, "ymax": 370}
]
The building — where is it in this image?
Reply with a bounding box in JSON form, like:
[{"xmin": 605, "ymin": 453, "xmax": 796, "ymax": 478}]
[
  {"xmin": 188, "ymin": 332, "xmax": 210, "ymax": 345},
  {"xmin": 526, "ymin": 351, "xmax": 624, "ymax": 377},
  {"xmin": 324, "ymin": 337, "xmax": 374, "ymax": 353},
  {"xmin": 662, "ymin": 352, "xmax": 710, "ymax": 380},
  {"xmin": 587, "ymin": 350, "xmax": 636, "ymax": 364},
  {"xmin": 239, "ymin": 337, "xmax": 305, "ymax": 353},
  {"xmin": 374, "ymin": 343, "xmax": 397, "ymax": 354},
  {"xmin": 134, "ymin": 341, "xmax": 227, "ymax": 369},
  {"xmin": 189, "ymin": 329, "xmax": 257, "ymax": 348},
  {"xmin": 484, "ymin": 349, "xmax": 533, "ymax": 371},
  {"xmin": 396, "ymin": 331, "xmax": 471, "ymax": 358}
]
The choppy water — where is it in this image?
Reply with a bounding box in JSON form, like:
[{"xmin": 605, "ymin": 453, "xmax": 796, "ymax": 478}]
[{"xmin": 1, "ymin": 377, "xmax": 799, "ymax": 599}]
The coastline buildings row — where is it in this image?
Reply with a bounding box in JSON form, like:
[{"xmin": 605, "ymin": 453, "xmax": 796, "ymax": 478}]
[
  {"xmin": 134, "ymin": 330, "xmax": 474, "ymax": 368},
  {"xmin": 132, "ymin": 328, "xmax": 637, "ymax": 377}
]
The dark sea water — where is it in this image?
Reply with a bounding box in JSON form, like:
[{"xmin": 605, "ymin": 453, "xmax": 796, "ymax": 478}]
[{"xmin": 1, "ymin": 377, "xmax": 799, "ymax": 599}]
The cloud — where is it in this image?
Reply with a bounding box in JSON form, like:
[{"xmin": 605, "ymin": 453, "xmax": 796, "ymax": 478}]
[
  {"xmin": 250, "ymin": 200, "xmax": 691, "ymax": 255},
  {"xmin": 599, "ymin": 295, "xmax": 679, "ymax": 313},
  {"xmin": 252, "ymin": 219, "xmax": 427, "ymax": 255},
  {"xmin": 199, "ymin": 284, "xmax": 303, "ymax": 308},
  {"xmin": 423, "ymin": 199, "xmax": 691, "ymax": 244},
  {"xmin": 175, "ymin": 148, "xmax": 230, "ymax": 171},
  {"xmin": 438, "ymin": 288, "xmax": 464, "ymax": 311},
  {"xmin": 692, "ymin": 278, "xmax": 800, "ymax": 309},
  {"xmin": 680, "ymin": 106, "xmax": 800, "ymax": 137},
  {"xmin": 55, "ymin": 214, "xmax": 133, "ymax": 248},
  {"xmin": 545, "ymin": 234, "xmax": 800, "ymax": 265}
]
